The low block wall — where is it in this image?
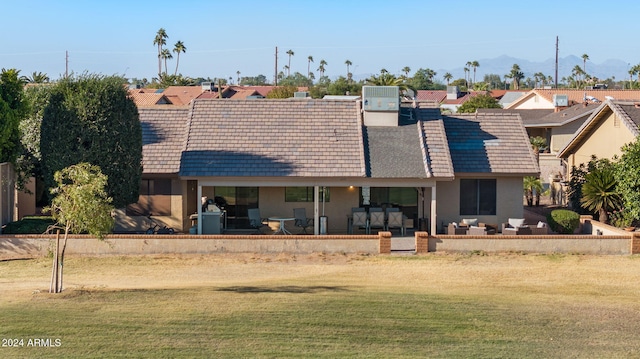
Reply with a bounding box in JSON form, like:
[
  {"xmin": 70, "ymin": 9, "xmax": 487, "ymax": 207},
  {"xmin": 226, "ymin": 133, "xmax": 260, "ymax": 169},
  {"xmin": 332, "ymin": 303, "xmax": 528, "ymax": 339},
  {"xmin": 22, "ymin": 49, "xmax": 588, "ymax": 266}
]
[
  {"xmin": 428, "ymin": 235, "xmax": 632, "ymax": 255},
  {"xmin": 0, "ymin": 233, "xmax": 382, "ymax": 260}
]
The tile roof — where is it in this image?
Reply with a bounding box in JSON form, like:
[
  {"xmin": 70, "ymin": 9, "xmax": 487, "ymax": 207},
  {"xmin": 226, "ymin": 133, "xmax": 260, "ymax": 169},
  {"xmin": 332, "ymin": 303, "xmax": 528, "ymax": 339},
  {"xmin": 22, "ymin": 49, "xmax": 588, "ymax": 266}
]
[
  {"xmin": 416, "ymin": 111, "xmax": 455, "ymax": 179},
  {"xmin": 477, "ymin": 108, "xmax": 555, "ymax": 126},
  {"xmin": 528, "ymin": 103, "xmax": 596, "ymax": 127},
  {"xmin": 128, "ymin": 92, "xmax": 173, "ymax": 106},
  {"xmin": 507, "ymin": 89, "xmax": 640, "ymax": 109},
  {"xmin": 179, "ymin": 99, "xmax": 366, "ymax": 177},
  {"xmin": 160, "ymin": 86, "xmax": 206, "ymax": 105},
  {"xmin": 416, "ymin": 90, "xmax": 446, "ymax": 102},
  {"xmin": 139, "ymin": 107, "xmax": 190, "ymax": 174},
  {"xmin": 443, "ymin": 112, "xmax": 539, "ymax": 174}
]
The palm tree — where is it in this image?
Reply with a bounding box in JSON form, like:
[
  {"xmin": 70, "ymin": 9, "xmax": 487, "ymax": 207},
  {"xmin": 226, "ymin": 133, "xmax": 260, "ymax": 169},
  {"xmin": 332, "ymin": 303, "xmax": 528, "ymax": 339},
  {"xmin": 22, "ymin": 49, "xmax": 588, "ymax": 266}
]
[
  {"xmin": 236, "ymin": 70, "xmax": 241, "ymax": 85},
  {"xmin": 160, "ymin": 48, "xmax": 172, "ymax": 75},
  {"xmin": 283, "ymin": 65, "xmax": 289, "ymax": 77},
  {"xmin": 580, "ymin": 168, "xmax": 622, "ymax": 224},
  {"xmin": 307, "ymin": 55, "xmax": 314, "ymax": 78},
  {"xmin": 172, "ymin": 40, "xmax": 186, "ymax": 76},
  {"xmin": 530, "ymin": 136, "xmax": 547, "ymax": 163},
  {"xmin": 402, "ymin": 66, "xmax": 411, "ymax": 77},
  {"xmin": 572, "ymin": 65, "xmax": 584, "ymax": 89},
  {"xmin": 286, "ymin": 50, "xmax": 294, "ymax": 76},
  {"xmin": 463, "ymin": 67, "xmax": 470, "ymax": 88},
  {"xmin": 443, "ymin": 72, "xmax": 453, "ymax": 85},
  {"xmin": 507, "ymin": 64, "xmax": 524, "ymax": 90},
  {"xmin": 523, "ymin": 176, "xmax": 544, "ymax": 207},
  {"xmin": 317, "ymin": 59, "xmax": 327, "ymax": 78},
  {"xmin": 366, "ymin": 73, "xmax": 416, "ymax": 94},
  {"xmin": 345, "ymin": 59, "xmax": 352, "ymax": 78},
  {"xmin": 582, "ymin": 53, "xmax": 589, "ymax": 74},
  {"xmin": 21, "ymin": 71, "xmax": 49, "ymax": 83},
  {"xmin": 380, "ymin": 68, "xmax": 388, "ymax": 74},
  {"xmin": 471, "ymin": 60, "xmax": 479, "ymax": 84},
  {"xmin": 153, "ymin": 28, "xmax": 168, "ymax": 78}
]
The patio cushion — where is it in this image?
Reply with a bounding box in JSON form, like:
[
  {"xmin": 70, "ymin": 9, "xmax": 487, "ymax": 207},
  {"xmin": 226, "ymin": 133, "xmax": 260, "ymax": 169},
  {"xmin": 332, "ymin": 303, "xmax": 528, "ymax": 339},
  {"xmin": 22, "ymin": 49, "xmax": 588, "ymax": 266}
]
[
  {"xmin": 462, "ymin": 218, "xmax": 478, "ymax": 226},
  {"xmin": 537, "ymin": 221, "xmax": 547, "ymax": 228},
  {"xmin": 508, "ymin": 218, "xmax": 525, "ymax": 228}
]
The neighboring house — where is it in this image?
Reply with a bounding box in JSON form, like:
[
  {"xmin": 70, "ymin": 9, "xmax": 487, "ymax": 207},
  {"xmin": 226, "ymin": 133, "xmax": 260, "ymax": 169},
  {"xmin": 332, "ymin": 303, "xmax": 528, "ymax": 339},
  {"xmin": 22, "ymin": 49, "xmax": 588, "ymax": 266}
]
[
  {"xmin": 558, "ymin": 100, "xmax": 640, "ymax": 178},
  {"xmin": 115, "ymin": 91, "xmax": 538, "ymax": 235},
  {"xmin": 416, "ymin": 88, "xmax": 519, "ymax": 113},
  {"xmin": 505, "ymin": 88, "xmax": 640, "ymax": 110},
  {"xmin": 128, "ymin": 90, "xmax": 173, "ymax": 106}
]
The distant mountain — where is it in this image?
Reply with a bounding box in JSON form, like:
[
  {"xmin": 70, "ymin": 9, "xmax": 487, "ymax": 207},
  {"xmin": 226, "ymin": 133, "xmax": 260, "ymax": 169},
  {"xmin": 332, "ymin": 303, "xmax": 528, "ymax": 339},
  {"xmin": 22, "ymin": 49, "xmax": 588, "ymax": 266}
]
[{"xmin": 438, "ymin": 55, "xmax": 631, "ymax": 84}]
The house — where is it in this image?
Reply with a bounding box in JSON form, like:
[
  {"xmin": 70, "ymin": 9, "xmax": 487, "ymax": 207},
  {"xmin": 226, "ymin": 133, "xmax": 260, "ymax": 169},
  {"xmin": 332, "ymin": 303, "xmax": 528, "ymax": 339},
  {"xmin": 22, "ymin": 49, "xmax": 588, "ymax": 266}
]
[
  {"xmin": 505, "ymin": 88, "xmax": 640, "ymax": 110},
  {"xmin": 114, "ymin": 88, "xmax": 538, "ymax": 235},
  {"xmin": 558, "ymin": 100, "xmax": 640, "ymax": 177}
]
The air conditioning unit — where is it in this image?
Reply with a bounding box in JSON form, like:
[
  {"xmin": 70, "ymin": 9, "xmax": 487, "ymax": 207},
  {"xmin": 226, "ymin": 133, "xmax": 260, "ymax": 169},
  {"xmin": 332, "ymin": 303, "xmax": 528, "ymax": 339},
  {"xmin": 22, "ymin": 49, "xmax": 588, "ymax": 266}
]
[
  {"xmin": 201, "ymin": 82, "xmax": 214, "ymax": 91},
  {"xmin": 446, "ymin": 86, "xmax": 459, "ymax": 100},
  {"xmin": 553, "ymin": 94, "xmax": 568, "ymax": 107},
  {"xmin": 293, "ymin": 92, "xmax": 309, "ymax": 98},
  {"xmin": 362, "ymin": 86, "xmax": 399, "ymax": 111}
]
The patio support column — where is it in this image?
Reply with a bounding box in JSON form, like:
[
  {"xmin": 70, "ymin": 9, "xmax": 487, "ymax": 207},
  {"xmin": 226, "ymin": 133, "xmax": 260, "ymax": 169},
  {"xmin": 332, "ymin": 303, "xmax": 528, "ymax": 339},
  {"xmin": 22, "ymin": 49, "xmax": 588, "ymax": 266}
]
[
  {"xmin": 431, "ymin": 185, "xmax": 437, "ymax": 236},
  {"xmin": 197, "ymin": 183, "xmax": 203, "ymax": 235},
  {"xmin": 313, "ymin": 186, "xmax": 319, "ymax": 235}
]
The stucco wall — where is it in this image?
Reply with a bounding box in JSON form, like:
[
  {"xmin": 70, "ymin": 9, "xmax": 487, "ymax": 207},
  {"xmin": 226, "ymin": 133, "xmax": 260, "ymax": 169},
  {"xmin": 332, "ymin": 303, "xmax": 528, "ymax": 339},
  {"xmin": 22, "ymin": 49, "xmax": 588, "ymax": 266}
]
[{"xmin": 567, "ymin": 111, "xmax": 635, "ymax": 168}]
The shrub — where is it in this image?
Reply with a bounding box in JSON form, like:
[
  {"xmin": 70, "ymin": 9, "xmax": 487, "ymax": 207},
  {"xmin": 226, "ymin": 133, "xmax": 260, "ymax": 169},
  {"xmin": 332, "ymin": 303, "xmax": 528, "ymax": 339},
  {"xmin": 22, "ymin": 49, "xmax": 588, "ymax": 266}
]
[
  {"xmin": 2, "ymin": 216, "xmax": 55, "ymax": 234},
  {"xmin": 546, "ymin": 209, "xmax": 580, "ymax": 234}
]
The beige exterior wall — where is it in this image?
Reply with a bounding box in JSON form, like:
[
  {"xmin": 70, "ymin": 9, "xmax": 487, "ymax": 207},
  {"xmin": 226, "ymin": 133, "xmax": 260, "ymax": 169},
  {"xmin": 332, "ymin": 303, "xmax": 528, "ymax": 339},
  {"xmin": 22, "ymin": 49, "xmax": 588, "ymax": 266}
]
[
  {"xmin": 512, "ymin": 95, "xmax": 553, "ymax": 109},
  {"xmin": 114, "ymin": 178, "xmax": 186, "ymax": 233},
  {"xmin": 550, "ymin": 119, "xmax": 585, "ymax": 154},
  {"xmin": 436, "ymin": 177, "xmax": 524, "ymax": 233},
  {"xmin": 16, "ymin": 177, "xmax": 36, "ymax": 219},
  {"xmin": 566, "ymin": 111, "xmax": 636, "ymax": 169}
]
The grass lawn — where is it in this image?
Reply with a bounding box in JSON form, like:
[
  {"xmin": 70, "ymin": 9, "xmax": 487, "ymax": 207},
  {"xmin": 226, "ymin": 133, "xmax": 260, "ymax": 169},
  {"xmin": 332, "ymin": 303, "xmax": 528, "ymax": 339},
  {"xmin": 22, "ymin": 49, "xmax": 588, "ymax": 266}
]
[{"xmin": 1, "ymin": 252, "xmax": 640, "ymax": 358}]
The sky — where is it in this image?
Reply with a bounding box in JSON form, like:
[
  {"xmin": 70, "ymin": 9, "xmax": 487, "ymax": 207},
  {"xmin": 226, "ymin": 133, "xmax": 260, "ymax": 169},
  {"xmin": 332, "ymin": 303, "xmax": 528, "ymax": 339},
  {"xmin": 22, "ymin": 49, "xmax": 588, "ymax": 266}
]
[{"xmin": 2, "ymin": 0, "xmax": 639, "ymax": 83}]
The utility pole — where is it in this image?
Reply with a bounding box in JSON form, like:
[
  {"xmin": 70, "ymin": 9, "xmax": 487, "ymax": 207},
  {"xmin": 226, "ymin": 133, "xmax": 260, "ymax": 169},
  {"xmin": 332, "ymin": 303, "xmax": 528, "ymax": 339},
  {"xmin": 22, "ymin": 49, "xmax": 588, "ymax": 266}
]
[
  {"xmin": 555, "ymin": 36, "xmax": 558, "ymax": 89},
  {"xmin": 274, "ymin": 46, "xmax": 278, "ymax": 86}
]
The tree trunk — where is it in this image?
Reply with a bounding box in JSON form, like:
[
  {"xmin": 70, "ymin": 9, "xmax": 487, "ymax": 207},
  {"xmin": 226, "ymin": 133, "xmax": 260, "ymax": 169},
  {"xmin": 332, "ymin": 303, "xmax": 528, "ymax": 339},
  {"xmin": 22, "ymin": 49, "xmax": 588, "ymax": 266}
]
[{"xmin": 49, "ymin": 230, "xmax": 60, "ymax": 293}]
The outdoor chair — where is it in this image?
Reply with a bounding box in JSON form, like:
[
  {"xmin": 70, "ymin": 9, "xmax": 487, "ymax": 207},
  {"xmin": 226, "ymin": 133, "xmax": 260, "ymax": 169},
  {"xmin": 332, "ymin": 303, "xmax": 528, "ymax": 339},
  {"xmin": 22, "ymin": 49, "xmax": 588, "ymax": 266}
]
[
  {"xmin": 247, "ymin": 208, "xmax": 268, "ymax": 234},
  {"xmin": 293, "ymin": 208, "xmax": 313, "ymax": 234},
  {"xmin": 501, "ymin": 218, "xmax": 530, "ymax": 235},
  {"xmin": 351, "ymin": 210, "xmax": 369, "ymax": 234},
  {"xmin": 368, "ymin": 211, "xmax": 385, "ymax": 234},
  {"xmin": 447, "ymin": 222, "xmax": 468, "ymax": 235},
  {"xmin": 467, "ymin": 224, "xmax": 496, "ymax": 235},
  {"xmin": 386, "ymin": 211, "xmax": 406, "ymax": 236}
]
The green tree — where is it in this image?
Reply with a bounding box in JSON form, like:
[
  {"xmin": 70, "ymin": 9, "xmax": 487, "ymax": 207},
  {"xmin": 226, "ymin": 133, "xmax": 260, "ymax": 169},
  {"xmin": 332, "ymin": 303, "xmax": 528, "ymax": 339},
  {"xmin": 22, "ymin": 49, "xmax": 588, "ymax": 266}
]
[
  {"xmin": 457, "ymin": 93, "xmax": 502, "ymax": 113},
  {"xmin": 327, "ymin": 76, "xmax": 362, "ymax": 96},
  {"xmin": 443, "ymin": 72, "xmax": 453, "ymax": 85},
  {"xmin": 0, "ymin": 69, "xmax": 27, "ymax": 164},
  {"xmin": 410, "ymin": 68, "xmax": 438, "ymax": 90},
  {"xmin": 530, "ymin": 136, "xmax": 547, "ymax": 162},
  {"xmin": 45, "ymin": 162, "xmax": 114, "ymax": 293},
  {"xmin": 615, "ymin": 139, "xmax": 640, "ymax": 225},
  {"xmin": 278, "ymin": 72, "xmax": 313, "ymax": 87},
  {"xmin": 153, "ymin": 28, "xmax": 168, "ymax": 79},
  {"xmin": 582, "ymin": 53, "xmax": 589, "ymax": 74},
  {"xmin": 172, "ymin": 40, "xmax": 186, "ymax": 76},
  {"xmin": 483, "ymin": 74, "xmax": 503, "ymax": 90},
  {"xmin": 402, "ymin": 66, "xmax": 411, "ymax": 77},
  {"xmin": 580, "ymin": 166, "xmax": 621, "ymax": 223},
  {"xmin": 41, "ymin": 74, "xmax": 142, "ymax": 208},
  {"xmin": 567, "ymin": 156, "xmax": 614, "ymax": 214},
  {"xmin": 266, "ymin": 85, "xmax": 297, "ymax": 99}
]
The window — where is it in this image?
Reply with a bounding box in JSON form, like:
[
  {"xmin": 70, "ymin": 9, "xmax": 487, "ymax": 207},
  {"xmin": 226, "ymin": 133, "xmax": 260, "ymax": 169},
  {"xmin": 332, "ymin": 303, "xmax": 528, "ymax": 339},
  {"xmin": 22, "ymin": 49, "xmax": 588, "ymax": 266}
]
[
  {"xmin": 126, "ymin": 179, "xmax": 171, "ymax": 216},
  {"xmin": 460, "ymin": 179, "xmax": 496, "ymax": 215},
  {"xmin": 285, "ymin": 187, "xmax": 330, "ymax": 202}
]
